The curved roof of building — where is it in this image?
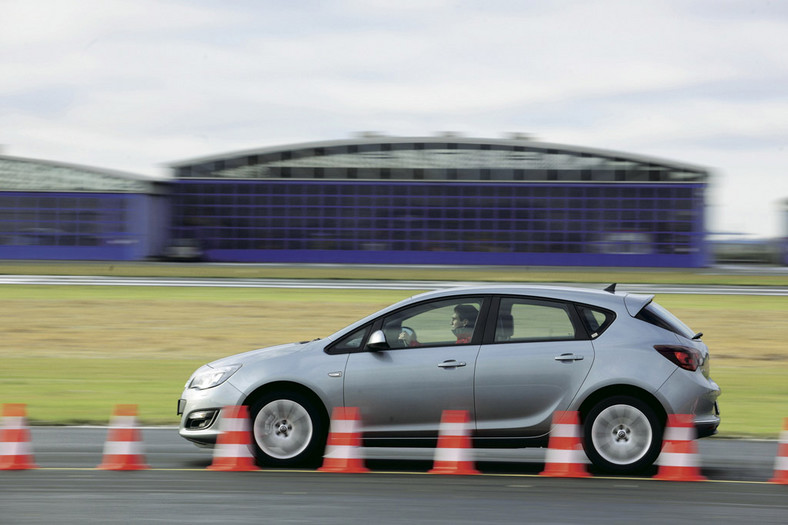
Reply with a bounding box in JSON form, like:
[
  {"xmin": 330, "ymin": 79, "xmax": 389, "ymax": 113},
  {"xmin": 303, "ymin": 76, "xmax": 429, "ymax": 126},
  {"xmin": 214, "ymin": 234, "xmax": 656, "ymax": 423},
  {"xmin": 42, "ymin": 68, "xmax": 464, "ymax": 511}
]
[
  {"xmin": 169, "ymin": 134, "xmax": 709, "ymax": 183},
  {"xmin": 0, "ymin": 155, "xmax": 161, "ymax": 193}
]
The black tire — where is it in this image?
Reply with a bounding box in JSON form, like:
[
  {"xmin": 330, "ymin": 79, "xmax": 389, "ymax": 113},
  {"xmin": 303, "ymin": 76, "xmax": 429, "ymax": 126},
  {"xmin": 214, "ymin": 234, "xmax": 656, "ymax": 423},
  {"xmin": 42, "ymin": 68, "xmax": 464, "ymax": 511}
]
[
  {"xmin": 247, "ymin": 391, "xmax": 328, "ymax": 468},
  {"xmin": 583, "ymin": 395, "xmax": 664, "ymax": 474}
]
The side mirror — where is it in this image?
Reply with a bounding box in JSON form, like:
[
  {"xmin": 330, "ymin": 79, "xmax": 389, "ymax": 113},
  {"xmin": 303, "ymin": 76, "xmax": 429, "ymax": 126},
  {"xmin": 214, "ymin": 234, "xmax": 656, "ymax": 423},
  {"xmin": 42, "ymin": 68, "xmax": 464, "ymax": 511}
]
[{"xmin": 366, "ymin": 330, "xmax": 390, "ymax": 351}]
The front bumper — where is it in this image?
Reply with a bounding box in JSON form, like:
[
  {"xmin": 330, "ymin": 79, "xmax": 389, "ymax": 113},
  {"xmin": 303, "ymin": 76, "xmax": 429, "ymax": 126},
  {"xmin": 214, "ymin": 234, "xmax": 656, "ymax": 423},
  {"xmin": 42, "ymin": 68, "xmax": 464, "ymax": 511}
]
[{"xmin": 177, "ymin": 380, "xmax": 245, "ymax": 448}]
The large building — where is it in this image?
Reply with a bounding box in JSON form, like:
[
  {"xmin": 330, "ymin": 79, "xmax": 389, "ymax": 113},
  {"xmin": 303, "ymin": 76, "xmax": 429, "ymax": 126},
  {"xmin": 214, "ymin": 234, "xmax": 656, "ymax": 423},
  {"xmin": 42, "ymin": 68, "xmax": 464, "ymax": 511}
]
[
  {"xmin": 0, "ymin": 136, "xmax": 711, "ymax": 266},
  {"xmin": 784, "ymin": 198, "xmax": 788, "ymax": 266},
  {"xmin": 0, "ymin": 155, "xmax": 168, "ymax": 260},
  {"xmin": 168, "ymin": 134, "xmax": 710, "ymax": 267}
]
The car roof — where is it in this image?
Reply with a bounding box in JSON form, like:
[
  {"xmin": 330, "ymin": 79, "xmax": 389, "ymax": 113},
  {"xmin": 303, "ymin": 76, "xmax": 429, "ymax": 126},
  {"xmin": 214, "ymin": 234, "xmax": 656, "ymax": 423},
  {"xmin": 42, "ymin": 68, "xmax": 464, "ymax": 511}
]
[{"xmin": 407, "ymin": 284, "xmax": 642, "ymax": 307}]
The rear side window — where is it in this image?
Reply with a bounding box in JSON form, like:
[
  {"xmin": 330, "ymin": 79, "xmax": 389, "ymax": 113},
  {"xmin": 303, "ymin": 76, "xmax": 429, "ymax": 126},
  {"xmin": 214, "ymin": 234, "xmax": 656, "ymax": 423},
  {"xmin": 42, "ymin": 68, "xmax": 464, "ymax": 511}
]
[
  {"xmin": 576, "ymin": 305, "xmax": 615, "ymax": 339},
  {"xmin": 494, "ymin": 298, "xmax": 577, "ymax": 342},
  {"xmin": 635, "ymin": 302, "xmax": 695, "ymax": 339}
]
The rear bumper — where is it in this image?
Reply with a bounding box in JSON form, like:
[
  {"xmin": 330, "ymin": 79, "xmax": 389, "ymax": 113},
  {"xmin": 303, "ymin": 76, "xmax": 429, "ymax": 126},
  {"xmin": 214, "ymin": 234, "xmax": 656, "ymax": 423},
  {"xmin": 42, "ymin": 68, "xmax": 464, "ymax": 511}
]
[
  {"xmin": 657, "ymin": 369, "xmax": 721, "ymax": 438},
  {"xmin": 695, "ymin": 401, "xmax": 721, "ymax": 438}
]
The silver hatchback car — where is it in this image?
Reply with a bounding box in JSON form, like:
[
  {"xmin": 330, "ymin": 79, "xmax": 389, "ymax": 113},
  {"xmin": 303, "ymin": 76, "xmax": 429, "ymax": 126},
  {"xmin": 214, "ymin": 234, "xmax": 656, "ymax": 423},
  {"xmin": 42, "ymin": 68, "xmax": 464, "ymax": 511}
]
[{"xmin": 177, "ymin": 285, "xmax": 720, "ymax": 474}]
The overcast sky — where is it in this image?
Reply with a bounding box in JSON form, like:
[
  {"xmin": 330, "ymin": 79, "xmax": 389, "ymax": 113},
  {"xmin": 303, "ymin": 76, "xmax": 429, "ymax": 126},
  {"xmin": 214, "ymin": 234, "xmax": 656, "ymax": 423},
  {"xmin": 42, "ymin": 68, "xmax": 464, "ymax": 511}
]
[{"xmin": 2, "ymin": 0, "xmax": 787, "ymax": 238}]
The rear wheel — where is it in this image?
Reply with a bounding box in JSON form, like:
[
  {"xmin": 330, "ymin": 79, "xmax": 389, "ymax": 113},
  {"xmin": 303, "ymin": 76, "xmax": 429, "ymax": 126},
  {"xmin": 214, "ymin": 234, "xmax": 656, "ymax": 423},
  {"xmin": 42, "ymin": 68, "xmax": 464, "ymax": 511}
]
[
  {"xmin": 248, "ymin": 391, "xmax": 327, "ymax": 468},
  {"xmin": 583, "ymin": 396, "xmax": 663, "ymax": 474}
]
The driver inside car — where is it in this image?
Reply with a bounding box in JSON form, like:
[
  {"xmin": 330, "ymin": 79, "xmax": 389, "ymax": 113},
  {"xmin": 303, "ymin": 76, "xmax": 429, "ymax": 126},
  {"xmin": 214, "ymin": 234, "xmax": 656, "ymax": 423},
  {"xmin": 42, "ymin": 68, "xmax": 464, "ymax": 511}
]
[{"xmin": 397, "ymin": 326, "xmax": 419, "ymax": 347}]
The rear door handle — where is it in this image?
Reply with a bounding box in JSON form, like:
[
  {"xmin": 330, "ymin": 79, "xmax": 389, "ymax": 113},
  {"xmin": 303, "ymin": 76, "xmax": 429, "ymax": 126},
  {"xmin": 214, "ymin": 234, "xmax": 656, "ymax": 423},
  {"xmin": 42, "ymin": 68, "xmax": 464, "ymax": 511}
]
[
  {"xmin": 554, "ymin": 354, "xmax": 584, "ymax": 362},
  {"xmin": 438, "ymin": 360, "xmax": 467, "ymax": 368}
]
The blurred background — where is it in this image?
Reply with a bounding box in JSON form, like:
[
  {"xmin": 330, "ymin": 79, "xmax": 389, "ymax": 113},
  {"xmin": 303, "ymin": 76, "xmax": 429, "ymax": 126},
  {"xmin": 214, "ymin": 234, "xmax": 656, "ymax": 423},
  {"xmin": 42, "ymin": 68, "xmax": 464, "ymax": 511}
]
[{"xmin": 1, "ymin": 1, "xmax": 787, "ymax": 267}]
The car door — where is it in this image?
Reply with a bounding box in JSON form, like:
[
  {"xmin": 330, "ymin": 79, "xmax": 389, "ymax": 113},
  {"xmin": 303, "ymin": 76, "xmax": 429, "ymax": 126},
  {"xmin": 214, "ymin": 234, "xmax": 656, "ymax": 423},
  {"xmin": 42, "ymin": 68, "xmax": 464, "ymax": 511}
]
[
  {"xmin": 343, "ymin": 296, "xmax": 487, "ymax": 436},
  {"xmin": 474, "ymin": 296, "xmax": 594, "ymax": 438}
]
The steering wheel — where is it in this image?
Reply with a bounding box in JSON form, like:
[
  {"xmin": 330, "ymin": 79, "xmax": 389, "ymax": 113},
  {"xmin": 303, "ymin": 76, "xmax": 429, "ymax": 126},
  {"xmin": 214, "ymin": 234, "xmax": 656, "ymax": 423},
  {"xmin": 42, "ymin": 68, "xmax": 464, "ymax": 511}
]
[{"xmin": 399, "ymin": 326, "xmax": 417, "ymax": 347}]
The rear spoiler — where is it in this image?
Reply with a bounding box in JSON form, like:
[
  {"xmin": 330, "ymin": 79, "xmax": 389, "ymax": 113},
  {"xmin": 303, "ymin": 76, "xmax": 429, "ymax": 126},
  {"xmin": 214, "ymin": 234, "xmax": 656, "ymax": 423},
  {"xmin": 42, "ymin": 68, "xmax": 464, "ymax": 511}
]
[
  {"xmin": 603, "ymin": 284, "xmax": 654, "ymax": 317},
  {"xmin": 624, "ymin": 294, "xmax": 654, "ymax": 317}
]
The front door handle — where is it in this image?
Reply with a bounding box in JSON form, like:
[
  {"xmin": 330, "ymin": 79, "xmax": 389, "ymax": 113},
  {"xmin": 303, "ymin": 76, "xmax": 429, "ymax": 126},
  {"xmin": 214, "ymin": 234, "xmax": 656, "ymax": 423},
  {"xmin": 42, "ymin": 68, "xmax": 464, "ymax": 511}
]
[
  {"xmin": 554, "ymin": 353, "xmax": 584, "ymax": 362},
  {"xmin": 438, "ymin": 360, "xmax": 467, "ymax": 368}
]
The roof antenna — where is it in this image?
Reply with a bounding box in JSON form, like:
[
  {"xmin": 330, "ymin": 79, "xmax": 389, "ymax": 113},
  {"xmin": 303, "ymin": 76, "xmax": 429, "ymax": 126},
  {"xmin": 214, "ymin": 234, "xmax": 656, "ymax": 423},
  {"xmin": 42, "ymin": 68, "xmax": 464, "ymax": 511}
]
[{"xmin": 604, "ymin": 283, "xmax": 616, "ymax": 294}]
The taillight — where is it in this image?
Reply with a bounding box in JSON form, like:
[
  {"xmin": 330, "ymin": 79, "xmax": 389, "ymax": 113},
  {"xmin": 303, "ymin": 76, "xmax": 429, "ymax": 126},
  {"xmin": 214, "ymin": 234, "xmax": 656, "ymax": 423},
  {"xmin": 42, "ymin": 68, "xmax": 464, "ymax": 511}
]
[{"xmin": 654, "ymin": 345, "xmax": 703, "ymax": 371}]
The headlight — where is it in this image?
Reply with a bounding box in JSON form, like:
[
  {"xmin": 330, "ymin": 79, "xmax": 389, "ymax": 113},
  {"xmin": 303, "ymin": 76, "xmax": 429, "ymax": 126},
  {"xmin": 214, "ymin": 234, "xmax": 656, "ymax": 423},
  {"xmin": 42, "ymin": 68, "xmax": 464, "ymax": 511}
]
[{"xmin": 188, "ymin": 364, "xmax": 242, "ymax": 390}]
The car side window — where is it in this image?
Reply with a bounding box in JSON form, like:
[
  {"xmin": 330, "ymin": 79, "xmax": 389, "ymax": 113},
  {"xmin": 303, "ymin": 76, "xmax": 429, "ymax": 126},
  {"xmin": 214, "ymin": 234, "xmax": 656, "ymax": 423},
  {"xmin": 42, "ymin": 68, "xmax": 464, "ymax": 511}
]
[
  {"xmin": 329, "ymin": 325, "xmax": 370, "ymax": 353},
  {"xmin": 494, "ymin": 298, "xmax": 577, "ymax": 342},
  {"xmin": 381, "ymin": 297, "xmax": 485, "ymax": 348},
  {"xmin": 576, "ymin": 305, "xmax": 615, "ymax": 339}
]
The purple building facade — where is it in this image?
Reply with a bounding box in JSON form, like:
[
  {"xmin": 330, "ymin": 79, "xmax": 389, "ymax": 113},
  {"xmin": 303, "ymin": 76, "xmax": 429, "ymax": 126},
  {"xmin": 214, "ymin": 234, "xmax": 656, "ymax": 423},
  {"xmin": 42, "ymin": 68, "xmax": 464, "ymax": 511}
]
[
  {"xmin": 168, "ymin": 135, "xmax": 710, "ymax": 267},
  {"xmin": 0, "ymin": 156, "xmax": 168, "ymax": 261}
]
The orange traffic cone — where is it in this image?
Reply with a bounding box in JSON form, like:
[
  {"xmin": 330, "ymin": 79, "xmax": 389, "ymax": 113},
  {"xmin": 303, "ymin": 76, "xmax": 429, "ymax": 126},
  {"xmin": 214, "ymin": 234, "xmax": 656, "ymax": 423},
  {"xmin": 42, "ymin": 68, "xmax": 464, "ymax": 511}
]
[
  {"xmin": 540, "ymin": 410, "xmax": 590, "ymax": 478},
  {"xmin": 318, "ymin": 406, "xmax": 368, "ymax": 473},
  {"xmin": 98, "ymin": 404, "xmax": 149, "ymax": 471},
  {"xmin": 429, "ymin": 410, "xmax": 479, "ymax": 475},
  {"xmin": 208, "ymin": 405, "xmax": 260, "ymax": 471},
  {"xmin": 0, "ymin": 404, "xmax": 37, "ymax": 470},
  {"xmin": 654, "ymin": 414, "xmax": 706, "ymax": 481},
  {"xmin": 769, "ymin": 418, "xmax": 788, "ymax": 484}
]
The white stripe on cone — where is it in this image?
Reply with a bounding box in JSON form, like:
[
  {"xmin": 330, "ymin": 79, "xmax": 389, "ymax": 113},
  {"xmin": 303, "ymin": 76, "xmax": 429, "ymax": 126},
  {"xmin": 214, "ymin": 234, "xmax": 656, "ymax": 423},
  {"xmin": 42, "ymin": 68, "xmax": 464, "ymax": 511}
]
[
  {"xmin": 2, "ymin": 416, "xmax": 25, "ymax": 429},
  {"xmin": 0, "ymin": 441, "xmax": 32, "ymax": 457},
  {"xmin": 328, "ymin": 419, "xmax": 359, "ymax": 434},
  {"xmin": 323, "ymin": 445, "xmax": 363, "ymax": 460},
  {"xmin": 550, "ymin": 423, "xmax": 582, "ymax": 438},
  {"xmin": 544, "ymin": 447, "xmax": 589, "ymax": 465},
  {"xmin": 663, "ymin": 426, "xmax": 696, "ymax": 442},
  {"xmin": 220, "ymin": 417, "xmax": 249, "ymax": 433},
  {"xmin": 436, "ymin": 422, "xmax": 468, "ymax": 435},
  {"xmin": 111, "ymin": 415, "xmax": 138, "ymax": 428},
  {"xmin": 213, "ymin": 443, "xmax": 254, "ymax": 459},
  {"xmin": 433, "ymin": 447, "xmax": 470, "ymax": 464},
  {"xmin": 102, "ymin": 440, "xmax": 144, "ymax": 457},
  {"xmin": 657, "ymin": 451, "xmax": 700, "ymax": 468}
]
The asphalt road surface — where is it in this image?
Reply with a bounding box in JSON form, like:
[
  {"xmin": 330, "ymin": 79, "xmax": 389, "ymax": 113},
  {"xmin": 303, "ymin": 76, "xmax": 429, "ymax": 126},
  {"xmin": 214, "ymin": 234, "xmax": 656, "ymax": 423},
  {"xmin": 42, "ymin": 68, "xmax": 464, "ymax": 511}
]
[{"xmin": 0, "ymin": 428, "xmax": 784, "ymax": 524}]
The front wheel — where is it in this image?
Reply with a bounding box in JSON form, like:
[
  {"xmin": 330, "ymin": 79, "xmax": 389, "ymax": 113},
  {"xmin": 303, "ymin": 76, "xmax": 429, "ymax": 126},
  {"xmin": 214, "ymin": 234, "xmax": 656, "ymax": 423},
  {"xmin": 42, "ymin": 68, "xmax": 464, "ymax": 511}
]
[
  {"xmin": 583, "ymin": 396, "xmax": 663, "ymax": 474},
  {"xmin": 248, "ymin": 391, "xmax": 328, "ymax": 468}
]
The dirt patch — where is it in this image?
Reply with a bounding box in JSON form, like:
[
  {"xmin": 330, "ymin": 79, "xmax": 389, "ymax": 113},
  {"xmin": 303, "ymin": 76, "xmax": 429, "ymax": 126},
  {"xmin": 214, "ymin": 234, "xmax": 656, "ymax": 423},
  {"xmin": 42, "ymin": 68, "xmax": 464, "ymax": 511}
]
[{"xmin": 0, "ymin": 298, "xmax": 391, "ymax": 361}]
